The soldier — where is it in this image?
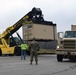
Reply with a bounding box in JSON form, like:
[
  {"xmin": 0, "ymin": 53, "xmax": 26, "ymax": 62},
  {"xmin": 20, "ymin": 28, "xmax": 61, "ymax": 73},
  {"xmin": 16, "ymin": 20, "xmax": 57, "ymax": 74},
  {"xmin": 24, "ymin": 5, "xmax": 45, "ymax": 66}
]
[{"xmin": 29, "ymin": 38, "xmax": 40, "ymax": 65}]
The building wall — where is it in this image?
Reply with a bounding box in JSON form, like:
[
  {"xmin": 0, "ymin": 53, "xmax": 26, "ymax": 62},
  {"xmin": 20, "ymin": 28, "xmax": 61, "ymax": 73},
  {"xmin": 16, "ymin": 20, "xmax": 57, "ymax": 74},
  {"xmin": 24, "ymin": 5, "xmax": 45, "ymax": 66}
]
[{"xmin": 71, "ymin": 25, "xmax": 76, "ymax": 31}]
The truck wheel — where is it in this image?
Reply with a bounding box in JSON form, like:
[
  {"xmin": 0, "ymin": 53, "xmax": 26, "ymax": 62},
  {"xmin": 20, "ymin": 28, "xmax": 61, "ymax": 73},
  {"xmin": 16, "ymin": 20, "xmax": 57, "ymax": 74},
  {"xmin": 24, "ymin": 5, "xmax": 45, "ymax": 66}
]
[{"xmin": 57, "ymin": 55, "xmax": 63, "ymax": 62}]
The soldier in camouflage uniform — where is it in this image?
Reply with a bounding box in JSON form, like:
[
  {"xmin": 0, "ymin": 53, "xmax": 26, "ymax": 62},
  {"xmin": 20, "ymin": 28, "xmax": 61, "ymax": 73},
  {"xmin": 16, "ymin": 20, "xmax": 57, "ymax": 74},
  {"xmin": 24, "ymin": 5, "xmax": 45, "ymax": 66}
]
[{"xmin": 29, "ymin": 38, "xmax": 40, "ymax": 65}]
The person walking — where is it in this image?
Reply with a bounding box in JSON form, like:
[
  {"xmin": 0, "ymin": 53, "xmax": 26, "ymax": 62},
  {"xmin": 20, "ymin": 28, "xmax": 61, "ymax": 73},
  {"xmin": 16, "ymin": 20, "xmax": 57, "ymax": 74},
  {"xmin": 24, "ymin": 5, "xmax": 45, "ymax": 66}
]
[
  {"xmin": 21, "ymin": 43, "xmax": 28, "ymax": 60},
  {"xmin": 29, "ymin": 38, "xmax": 40, "ymax": 65}
]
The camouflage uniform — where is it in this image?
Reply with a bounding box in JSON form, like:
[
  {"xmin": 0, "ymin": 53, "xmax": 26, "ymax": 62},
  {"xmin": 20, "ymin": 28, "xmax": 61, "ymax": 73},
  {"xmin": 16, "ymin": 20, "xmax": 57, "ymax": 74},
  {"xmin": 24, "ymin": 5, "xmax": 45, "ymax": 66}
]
[{"xmin": 29, "ymin": 39, "xmax": 40, "ymax": 65}]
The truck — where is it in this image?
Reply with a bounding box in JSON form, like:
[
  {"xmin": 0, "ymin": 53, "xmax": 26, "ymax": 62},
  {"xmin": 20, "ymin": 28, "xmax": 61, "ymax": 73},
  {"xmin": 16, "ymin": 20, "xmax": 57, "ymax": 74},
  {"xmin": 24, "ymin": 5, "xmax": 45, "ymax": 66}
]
[
  {"xmin": 0, "ymin": 7, "xmax": 42, "ymax": 56},
  {"xmin": 56, "ymin": 25, "xmax": 76, "ymax": 62}
]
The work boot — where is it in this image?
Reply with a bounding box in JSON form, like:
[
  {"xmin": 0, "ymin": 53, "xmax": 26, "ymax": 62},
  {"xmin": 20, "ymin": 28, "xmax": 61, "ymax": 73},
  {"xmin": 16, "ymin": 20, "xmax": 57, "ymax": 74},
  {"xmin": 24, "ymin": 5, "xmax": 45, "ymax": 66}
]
[
  {"xmin": 30, "ymin": 62, "xmax": 32, "ymax": 65},
  {"xmin": 24, "ymin": 58, "xmax": 26, "ymax": 60},
  {"xmin": 36, "ymin": 62, "xmax": 38, "ymax": 65}
]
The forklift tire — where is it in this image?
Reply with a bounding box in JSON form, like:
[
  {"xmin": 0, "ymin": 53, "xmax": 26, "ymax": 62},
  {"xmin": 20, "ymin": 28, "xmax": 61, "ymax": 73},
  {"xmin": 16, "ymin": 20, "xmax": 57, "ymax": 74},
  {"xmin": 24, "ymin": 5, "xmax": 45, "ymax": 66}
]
[
  {"xmin": 9, "ymin": 54, "xmax": 14, "ymax": 56},
  {"xmin": 14, "ymin": 47, "xmax": 21, "ymax": 56},
  {"xmin": 57, "ymin": 55, "xmax": 63, "ymax": 62},
  {"xmin": 0, "ymin": 49, "xmax": 2, "ymax": 56}
]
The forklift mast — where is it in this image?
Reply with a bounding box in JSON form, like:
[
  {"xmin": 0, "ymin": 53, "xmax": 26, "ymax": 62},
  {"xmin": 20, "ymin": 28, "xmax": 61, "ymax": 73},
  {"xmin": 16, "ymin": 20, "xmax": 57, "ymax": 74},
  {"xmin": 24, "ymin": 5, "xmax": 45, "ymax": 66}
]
[{"xmin": 1, "ymin": 7, "xmax": 44, "ymax": 39}]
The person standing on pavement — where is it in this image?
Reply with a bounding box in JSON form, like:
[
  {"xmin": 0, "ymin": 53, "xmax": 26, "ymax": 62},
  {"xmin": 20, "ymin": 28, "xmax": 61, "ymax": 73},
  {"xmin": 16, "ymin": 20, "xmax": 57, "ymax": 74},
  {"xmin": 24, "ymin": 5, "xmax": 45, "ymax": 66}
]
[
  {"xmin": 29, "ymin": 38, "xmax": 40, "ymax": 65},
  {"xmin": 21, "ymin": 43, "xmax": 28, "ymax": 60}
]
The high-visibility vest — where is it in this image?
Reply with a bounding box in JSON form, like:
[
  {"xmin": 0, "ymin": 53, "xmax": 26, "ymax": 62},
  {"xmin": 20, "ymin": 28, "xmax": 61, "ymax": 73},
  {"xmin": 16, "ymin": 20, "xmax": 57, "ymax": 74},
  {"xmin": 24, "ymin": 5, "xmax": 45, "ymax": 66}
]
[{"xmin": 21, "ymin": 44, "xmax": 28, "ymax": 50}]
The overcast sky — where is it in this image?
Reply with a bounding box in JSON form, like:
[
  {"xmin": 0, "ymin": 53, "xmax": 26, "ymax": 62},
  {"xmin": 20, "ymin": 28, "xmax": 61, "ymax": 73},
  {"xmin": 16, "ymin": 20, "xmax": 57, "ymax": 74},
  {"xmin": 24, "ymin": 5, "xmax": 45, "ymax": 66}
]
[{"xmin": 0, "ymin": 0, "xmax": 76, "ymax": 37}]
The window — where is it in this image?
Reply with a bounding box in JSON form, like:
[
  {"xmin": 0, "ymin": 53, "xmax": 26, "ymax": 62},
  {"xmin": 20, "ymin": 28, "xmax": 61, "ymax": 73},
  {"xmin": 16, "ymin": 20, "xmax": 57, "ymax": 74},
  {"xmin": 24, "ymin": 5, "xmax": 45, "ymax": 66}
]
[{"xmin": 64, "ymin": 31, "xmax": 76, "ymax": 38}]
